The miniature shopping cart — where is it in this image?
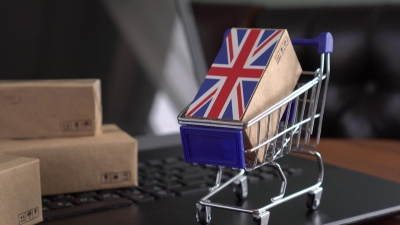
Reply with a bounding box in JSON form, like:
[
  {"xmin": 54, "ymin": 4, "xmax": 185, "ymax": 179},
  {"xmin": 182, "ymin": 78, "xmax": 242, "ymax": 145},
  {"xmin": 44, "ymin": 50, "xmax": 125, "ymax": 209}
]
[{"xmin": 177, "ymin": 32, "xmax": 333, "ymax": 225}]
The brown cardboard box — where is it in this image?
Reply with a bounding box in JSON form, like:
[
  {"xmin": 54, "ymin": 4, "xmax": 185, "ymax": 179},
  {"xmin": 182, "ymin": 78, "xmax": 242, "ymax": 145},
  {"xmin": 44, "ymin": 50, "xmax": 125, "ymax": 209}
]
[
  {"xmin": 0, "ymin": 79, "xmax": 102, "ymax": 139},
  {"xmin": 0, "ymin": 124, "xmax": 137, "ymax": 196},
  {"xmin": 242, "ymin": 30, "xmax": 302, "ymax": 162},
  {"xmin": 0, "ymin": 155, "xmax": 42, "ymax": 225},
  {"xmin": 185, "ymin": 28, "xmax": 302, "ymax": 163}
]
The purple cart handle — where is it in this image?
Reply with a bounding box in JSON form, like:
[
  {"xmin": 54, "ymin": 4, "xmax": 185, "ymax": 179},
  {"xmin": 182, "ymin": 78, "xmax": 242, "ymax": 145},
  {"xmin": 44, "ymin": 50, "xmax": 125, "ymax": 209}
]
[{"xmin": 291, "ymin": 32, "xmax": 333, "ymax": 54}]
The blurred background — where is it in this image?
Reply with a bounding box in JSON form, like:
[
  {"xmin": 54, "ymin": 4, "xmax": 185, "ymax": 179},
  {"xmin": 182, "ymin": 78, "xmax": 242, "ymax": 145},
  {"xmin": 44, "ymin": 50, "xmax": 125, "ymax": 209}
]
[{"xmin": 1, "ymin": 0, "xmax": 400, "ymax": 139}]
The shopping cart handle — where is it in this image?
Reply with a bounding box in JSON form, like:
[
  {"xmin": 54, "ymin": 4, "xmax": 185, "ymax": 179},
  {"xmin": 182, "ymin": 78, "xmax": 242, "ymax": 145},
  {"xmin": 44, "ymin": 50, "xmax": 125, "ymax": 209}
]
[{"xmin": 291, "ymin": 32, "xmax": 333, "ymax": 54}]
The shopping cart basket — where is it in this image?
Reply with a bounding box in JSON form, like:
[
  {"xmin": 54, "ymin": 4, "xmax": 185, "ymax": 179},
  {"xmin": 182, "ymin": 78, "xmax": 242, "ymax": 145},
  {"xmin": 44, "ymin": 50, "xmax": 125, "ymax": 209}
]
[{"xmin": 178, "ymin": 32, "xmax": 333, "ymax": 225}]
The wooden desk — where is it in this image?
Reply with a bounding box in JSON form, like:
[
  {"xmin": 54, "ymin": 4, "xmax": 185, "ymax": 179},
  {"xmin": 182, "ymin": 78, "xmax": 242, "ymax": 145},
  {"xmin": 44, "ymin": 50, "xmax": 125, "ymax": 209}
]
[{"xmin": 302, "ymin": 139, "xmax": 400, "ymax": 225}]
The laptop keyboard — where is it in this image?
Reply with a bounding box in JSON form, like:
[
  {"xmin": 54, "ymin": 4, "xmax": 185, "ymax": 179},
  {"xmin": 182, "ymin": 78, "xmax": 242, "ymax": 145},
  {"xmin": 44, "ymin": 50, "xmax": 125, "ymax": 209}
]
[{"xmin": 42, "ymin": 156, "xmax": 302, "ymax": 222}]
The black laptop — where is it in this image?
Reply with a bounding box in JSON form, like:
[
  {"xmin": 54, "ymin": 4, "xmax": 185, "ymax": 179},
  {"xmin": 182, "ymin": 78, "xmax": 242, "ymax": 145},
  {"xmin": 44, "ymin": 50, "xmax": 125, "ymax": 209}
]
[{"xmin": 39, "ymin": 134, "xmax": 400, "ymax": 225}]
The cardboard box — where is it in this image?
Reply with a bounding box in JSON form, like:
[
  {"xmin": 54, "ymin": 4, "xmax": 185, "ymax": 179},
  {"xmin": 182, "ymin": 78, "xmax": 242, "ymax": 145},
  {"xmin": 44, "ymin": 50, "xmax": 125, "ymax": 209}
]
[
  {"xmin": 185, "ymin": 28, "xmax": 302, "ymax": 162},
  {"xmin": 0, "ymin": 79, "xmax": 102, "ymax": 139},
  {"xmin": 0, "ymin": 124, "xmax": 138, "ymax": 196},
  {"xmin": 0, "ymin": 155, "xmax": 42, "ymax": 225}
]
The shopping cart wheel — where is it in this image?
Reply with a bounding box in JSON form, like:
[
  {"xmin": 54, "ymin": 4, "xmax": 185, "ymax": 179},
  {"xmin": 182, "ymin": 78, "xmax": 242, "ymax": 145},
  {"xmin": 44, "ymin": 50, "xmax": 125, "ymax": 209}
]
[
  {"xmin": 306, "ymin": 187, "xmax": 323, "ymax": 211},
  {"xmin": 196, "ymin": 202, "xmax": 211, "ymax": 225},
  {"xmin": 253, "ymin": 211, "xmax": 270, "ymax": 225},
  {"xmin": 233, "ymin": 175, "xmax": 248, "ymax": 200}
]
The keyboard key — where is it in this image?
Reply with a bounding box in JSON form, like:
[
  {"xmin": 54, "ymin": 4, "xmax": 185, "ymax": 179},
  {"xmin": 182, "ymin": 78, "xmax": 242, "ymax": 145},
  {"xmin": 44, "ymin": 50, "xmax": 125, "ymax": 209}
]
[
  {"xmin": 164, "ymin": 157, "xmax": 179, "ymax": 164},
  {"xmin": 139, "ymin": 178, "xmax": 160, "ymax": 187},
  {"xmin": 147, "ymin": 159, "xmax": 163, "ymax": 167},
  {"xmin": 151, "ymin": 172, "xmax": 164, "ymax": 179},
  {"xmin": 150, "ymin": 190, "xmax": 175, "ymax": 199},
  {"xmin": 171, "ymin": 184, "xmax": 209, "ymax": 196},
  {"xmin": 169, "ymin": 168, "xmax": 182, "ymax": 175},
  {"xmin": 72, "ymin": 197, "xmax": 97, "ymax": 205},
  {"xmin": 118, "ymin": 188, "xmax": 153, "ymax": 203},
  {"xmin": 42, "ymin": 198, "xmax": 51, "ymax": 204},
  {"xmin": 161, "ymin": 162, "xmax": 190, "ymax": 170},
  {"xmin": 177, "ymin": 172, "xmax": 208, "ymax": 180},
  {"xmin": 140, "ymin": 185, "xmax": 164, "ymax": 193},
  {"xmin": 157, "ymin": 176, "xmax": 180, "ymax": 183},
  {"xmin": 138, "ymin": 162, "xmax": 146, "ymax": 169},
  {"xmin": 74, "ymin": 192, "xmax": 97, "ymax": 198},
  {"xmin": 179, "ymin": 166, "xmax": 203, "ymax": 173},
  {"xmin": 161, "ymin": 181, "xmax": 183, "ymax": 190},
  {"xmin": 49, "ymin": 194, "xmax": 73, "ymax": 202},
  {"xmin": 43, "ymin": 198, "xmax": 132, "ymax": 221},
  {"xmin": 124, "ymin": 193, "xmax": 154, "ymax": 204},
  {"xmin": 117, "ymin": 188, "xmax": 142, "ymax": 195},
  {"xmin": 47, "ymin": 201, "xmax": 74, "ymax": 210},
  {"xmin": 139, "ymin": 167, "xmax": 159, "ymax": 173},
  {"xmin": 95, "ymin": 193, "xmax": 120, "ymax": 201}
]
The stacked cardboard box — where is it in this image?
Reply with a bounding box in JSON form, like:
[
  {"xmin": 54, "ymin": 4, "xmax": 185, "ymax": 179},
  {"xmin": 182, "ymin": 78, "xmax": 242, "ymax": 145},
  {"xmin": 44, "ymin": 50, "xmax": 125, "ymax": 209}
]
[
  {"xmin": 0, "ymin": 79, "xmax": 102, "ymax": 139},
  {"xmin": 0, "ymin": 155, "xmax": 42, "ymax": 225},
  {"xmin": 0, "ymin": 79, "xmax": 138, "ymax": 198},
  {"xmin": 0, "ymin": 124, "xmax": 137, "ymax": 195}
]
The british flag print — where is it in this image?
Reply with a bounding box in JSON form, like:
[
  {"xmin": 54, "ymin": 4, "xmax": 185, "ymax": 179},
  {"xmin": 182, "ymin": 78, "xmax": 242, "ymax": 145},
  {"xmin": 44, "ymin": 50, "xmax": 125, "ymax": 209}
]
[{"xmin": 186, "ymin": 28, "xmax": 284, "ymax": 120}]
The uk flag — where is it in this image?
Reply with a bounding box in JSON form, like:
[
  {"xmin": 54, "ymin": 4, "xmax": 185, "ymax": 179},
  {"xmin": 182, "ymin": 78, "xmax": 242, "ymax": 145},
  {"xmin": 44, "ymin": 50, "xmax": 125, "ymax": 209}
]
[{"xmin": 186, "ymin": 28, "xmax": 283, "ymax": 120}]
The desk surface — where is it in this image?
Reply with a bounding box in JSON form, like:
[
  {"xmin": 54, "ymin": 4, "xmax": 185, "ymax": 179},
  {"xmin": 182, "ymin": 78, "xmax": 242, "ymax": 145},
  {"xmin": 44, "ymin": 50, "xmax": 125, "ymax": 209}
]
[{"xmin": 305, "ymin": 138, "xmax": 400, "ymax": 225}]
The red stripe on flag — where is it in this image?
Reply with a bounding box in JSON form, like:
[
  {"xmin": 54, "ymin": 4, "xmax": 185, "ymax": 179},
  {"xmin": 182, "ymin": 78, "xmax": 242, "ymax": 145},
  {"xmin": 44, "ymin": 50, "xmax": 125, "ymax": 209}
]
[
  {"xmin": 228, "ymin": 33, "xmax": 234, "ymax": 63},
  {"xmin": 237, "ymin": 82, "xmax": 243, "ymax": 117},
  {"xmin": 186, "ymin": 89, "xmax": 217, "ymax": 116},
  {"xmin": 253, "ymin": 30, "xmax": 282, "ymax": 56},
  {"xmin": 207, "ymin": 30, "xmax": 261, "ymax": 119},
  {"xmin": 208, "ymin": 67, "xmax": 263, "ymax": 78}
]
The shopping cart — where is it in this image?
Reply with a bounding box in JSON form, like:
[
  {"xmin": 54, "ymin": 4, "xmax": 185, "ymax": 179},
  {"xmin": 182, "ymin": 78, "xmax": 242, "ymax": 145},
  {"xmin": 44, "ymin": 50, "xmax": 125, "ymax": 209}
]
[{"xmin": 178, "ymin": 32, "xmax": 333, "ymax": 225}]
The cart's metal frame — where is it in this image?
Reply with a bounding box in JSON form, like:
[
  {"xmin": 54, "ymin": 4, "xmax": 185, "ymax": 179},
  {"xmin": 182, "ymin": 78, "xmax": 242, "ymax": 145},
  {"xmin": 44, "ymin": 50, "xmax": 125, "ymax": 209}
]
[{"xmin": 178, "ymin": 33, "xmax": 332, "ymax": 225}]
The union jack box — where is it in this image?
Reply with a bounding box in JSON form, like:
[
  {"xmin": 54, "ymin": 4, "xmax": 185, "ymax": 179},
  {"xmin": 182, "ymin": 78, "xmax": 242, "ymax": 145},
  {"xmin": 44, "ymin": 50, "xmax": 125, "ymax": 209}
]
[{"xmin": 184, "ymin": 28, "xmax": 302, "ymax": 163}]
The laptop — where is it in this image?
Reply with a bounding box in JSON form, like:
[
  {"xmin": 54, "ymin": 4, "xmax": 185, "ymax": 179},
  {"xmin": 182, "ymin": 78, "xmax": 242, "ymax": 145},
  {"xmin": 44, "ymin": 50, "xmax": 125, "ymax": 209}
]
[{"xmin": 40, "ymin": 134, "xmax": 400, "ymax": 225}]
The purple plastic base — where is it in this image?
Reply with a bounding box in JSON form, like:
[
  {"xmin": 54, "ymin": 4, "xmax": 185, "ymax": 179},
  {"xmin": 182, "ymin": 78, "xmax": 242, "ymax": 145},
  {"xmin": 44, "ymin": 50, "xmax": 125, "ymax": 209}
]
[{"xmin": 180, "ymin": 125, "xmax": 245, "ymax": 169}]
